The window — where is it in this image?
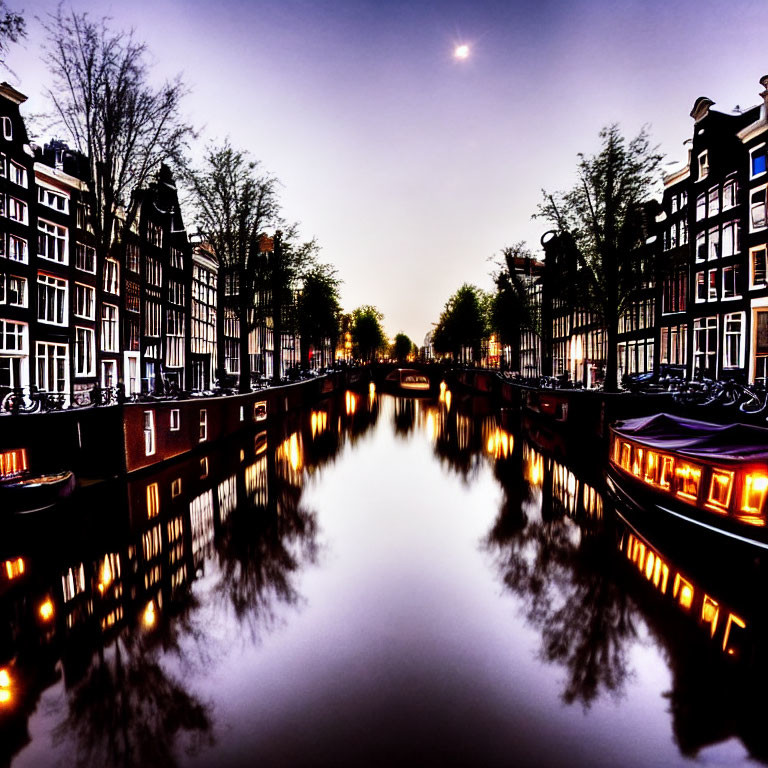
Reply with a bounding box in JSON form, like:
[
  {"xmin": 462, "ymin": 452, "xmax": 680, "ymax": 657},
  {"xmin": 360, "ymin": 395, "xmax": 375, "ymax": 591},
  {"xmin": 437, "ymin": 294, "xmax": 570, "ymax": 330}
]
[
  {"xmin": 7, "ymin": 235, "xmax": 26, "ymax": 263},
  {"xmin": 722, "ymin": 264, "xmax": 741, "ymax": 299},
  {"xmin": 708, "ymin": 226, "xmax": 720, "ymax": 260},
  {"xmin": 38, "ymin": 186, "xmax": 69, "ymax": 214},
  {"xmin": 145, "ymin": 256, "xmax": 162, "ymax": 287},
  {"xmin": 708, "ymin": 186, "xmax": 719, "ymax": 217},
  {"xmin": 680, "ymin": 217, "xmax": 688, "ymax": 245},
  {"xmin": 723, "ymin": 178, "xmax": 738, "ymax": 209},
  {"xmin": 723, "ymin": 313, "xmax": 744, "ymax": 369},
  {"xmin": 697, "ymin": 151, "xmax": 709, "ymax": 181},
  {"xmin": 696, "ymin": 193, "xmax": 706, "ymax": 221},
  {"xmin": 0, "ymin": 274, "xmax": 26, "ymax": 307},
  {"xmin": 103, "ymin": 258, "xmax": 119, "ymax": 294},
  {"xmin": 144, "ymin": 411, "xmax": 156, "ymax": 456},
  {"xmin": 36, "ymin": 341, "xmax": 68, "ymax": 393},
  {"xmin": 751, "ymin": 245, "xmax": 767, "ymax": 288},
  {"xmin": 0, "ymin": 319, "xmax": 26, "ymax": 353},
  {"xmin": 144, "ymin": 300, "xmax": 161, "ymax": 337},
  {"xmin": 75, "ymin": 243, "xmax": 96, "ymax": 273},
  {"xmin": 751, "ymin": 186, "xmax": 767, "ymax": 231},
  {"xmin": 148, "ymin": 222, "xmax": 162, "ymax": 248},
  {"xmin": 76, "ymin": 202, "xmax": 93, "ymax": 233},
  {"xmin": 662, "ymin": 269, "xmax": 687, "ymax": 314},
  {"xmin": 708, "ymin": 269, "xmax": 717, "ymax": 301},
  {"xmin": 126, "ymin": 242, "xmax": 140, "ymax": 273},
  {"xmin": 38, "ymin": 220, "xmax": 68, "ymax": 263},
  {"xmin": 74, "ymin": 327, "xmax": 95, "ymax": 377},
  {"xmin": 166, "ymin": 309, "xmax": 184, "ymax": 368},
  {"xmin": 9, "ymin": 161, "xmax": 26, "ymax": 187},
  {"xmin": 170, "ymin": 409, "xmax": 180, "ymax": 431},
  {"xmin": 670, "ymin": 195, "xmax": 678, "ymax": 214},
  {"xmin": 693, "ymin": 316, "xmax": 717, "ymax": 375},
  {"xmin": 721, "ymin": 221, "xmax": 739, "ymax": 258},
  {"xmin": 170, "ymin": 248, "xmax": 183, "ymax": 269},
  {"xmin": 101, "ymin": 303, "xmax": 119, "ymax": 352},
  {"xmin": 0, "ymin": 153, "xmax": 5, "ymax": 177},
  {"xmin": 660, "ymin": 324, "xmax": 688, "ymax": 365},
  {"xmin": 7, "ymin": 196, "xmax": 27, "ymax": 224},
  {"xmin": 74, "ymin": 283, "xmax": 95, "ymax": 320},
  {"xmin": 1, "ymin": 117, "xmax": 11, "ymax": 140},
  {"xmin": 695, "ymin": 232, "xmax": 706, "ymax": 262},
  {"xmin": 751, "ymin": 144, "xmax": 767, "ymax": 179},
  {"xmin": 126, "ymin": 281, "xmax": 140, "ymax": 312},
  {"xmin": 37, "ymin": 274, "xmax": 67, "ymax": 325},
  {"xmin": 199, "ymin": 409, "xmax": 208, "ymax": 442},
  {"xmin": 168, "ymin": 280, "xmax": 184, "ymax": 305},
  {"xmin": 696, "ymin": 271, "xmax": 706, "ymax": 303}
]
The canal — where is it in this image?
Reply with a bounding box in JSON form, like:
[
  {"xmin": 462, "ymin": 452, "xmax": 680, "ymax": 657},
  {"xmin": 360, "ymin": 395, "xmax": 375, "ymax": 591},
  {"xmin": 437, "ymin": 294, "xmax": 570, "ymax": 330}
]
[{"xmin": 2, "ymin": 386, "xmax": 767, "ymax": 767}]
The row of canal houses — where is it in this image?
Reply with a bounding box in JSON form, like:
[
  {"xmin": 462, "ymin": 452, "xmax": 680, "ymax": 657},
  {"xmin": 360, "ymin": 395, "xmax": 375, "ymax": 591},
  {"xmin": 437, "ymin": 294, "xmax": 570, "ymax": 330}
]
[
  {"xmin": 514, "ymin": 73, "xmax": 768, "ymax": 388},
  {"xmin": 0, "ymin": 81, "xmax": 307, "ymax": 405}
]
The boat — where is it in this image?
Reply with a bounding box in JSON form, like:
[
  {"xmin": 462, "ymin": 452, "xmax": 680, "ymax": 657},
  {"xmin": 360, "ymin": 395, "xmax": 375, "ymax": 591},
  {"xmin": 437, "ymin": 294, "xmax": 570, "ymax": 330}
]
[
  {"xmin": 606, "ymin": 413, "xmax": 768, "ymax": 549},
  {"xmin": 383, "ymin": 369, "xmax": 431, "ymax": 393},
  {"xmin": 0, "ymin": 448, "xmax": 76, "ymax": 513}
]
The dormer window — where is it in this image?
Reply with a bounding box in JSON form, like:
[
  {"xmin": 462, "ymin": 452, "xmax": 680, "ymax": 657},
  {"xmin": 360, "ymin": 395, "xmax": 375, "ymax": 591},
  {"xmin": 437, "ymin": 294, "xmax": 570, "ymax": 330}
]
[
  {"xmin": 1, "ymin": 117, "xmax": 11, "ymax": 141},
  {"xmin": 697, "ymin": 151, "xmax": 709, "ymax": 181}
]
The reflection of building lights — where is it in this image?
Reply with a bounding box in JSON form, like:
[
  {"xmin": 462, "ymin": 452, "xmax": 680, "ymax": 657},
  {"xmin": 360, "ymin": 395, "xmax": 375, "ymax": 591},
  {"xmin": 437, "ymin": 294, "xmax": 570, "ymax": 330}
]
[
  {"xmin": 486, "ymin": 427, "xmax": 512, "ymax": 459},
  {"xmin": 701, "ymin": 595, "xmax": 720, "ymax": 637},
  {"xmin": 0, "ymin": 669, "xmax": 10, "ymax": 705},
  {"xmin": 345, "ymin": 391, "xmax": 357, "ymax": 415},
  {"xmin": 289, "ymin": 433, "xmax": 301, "ymax": 471},
  {"xmin": 444, "ymin": 390, "xmax": 451, "ymax": 411},
  {"xmin": 673, "ymin": 573, "xmax": 694, "ymax": 610},
  {"xmin": 143, "ymin": 601, "xmax": 156, "ymax": 628},
  {"xmin": 722, "ymin": 613, "xmax": 747, "ymax": 654},
  {"xmin": 426, "ymin": 411, "xmax": 436, "ymax": 441},
  {"xmin": 39, "ymin": 598, "xmax": 54, "ymax": 622}
]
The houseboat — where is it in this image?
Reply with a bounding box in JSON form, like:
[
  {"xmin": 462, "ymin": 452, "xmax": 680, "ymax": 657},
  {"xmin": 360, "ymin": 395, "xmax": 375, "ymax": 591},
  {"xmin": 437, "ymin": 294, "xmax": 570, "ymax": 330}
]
[
  {"xmin": 382, "ymin": 369, "xmax": 432, "ymax": 393},
  {"xmin": 606, "ymin": 413, "xmax": 768, "ymax": 549}
]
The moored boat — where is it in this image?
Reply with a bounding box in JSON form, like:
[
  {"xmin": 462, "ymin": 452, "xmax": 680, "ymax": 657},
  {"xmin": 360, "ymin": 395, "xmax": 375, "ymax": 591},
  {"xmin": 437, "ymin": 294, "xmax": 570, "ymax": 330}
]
[
  {"xmin": 0, "ymin": 449, "xmax": 75, "ymax": 514},
  {"xmin": 606, "ymin": 413, "xmax": 768, "ymax": 549},
  {"xmin": 383, "ymin": 368, "xmax": 432, "ymax": 393}
]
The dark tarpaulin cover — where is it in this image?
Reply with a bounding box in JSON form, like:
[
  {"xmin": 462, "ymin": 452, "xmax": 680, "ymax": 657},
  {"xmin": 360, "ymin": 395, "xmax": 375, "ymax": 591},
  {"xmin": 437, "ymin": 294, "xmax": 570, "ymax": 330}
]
[{"xmin": 612, "ymin": 413, "xmax": 768, "ymax": 465}]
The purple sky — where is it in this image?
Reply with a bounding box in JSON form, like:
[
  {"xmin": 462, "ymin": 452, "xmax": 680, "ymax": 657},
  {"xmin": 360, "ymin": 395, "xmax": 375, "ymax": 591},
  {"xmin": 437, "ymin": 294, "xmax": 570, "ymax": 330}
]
[{"xmin": 10, "ymin": 0, "xmax": 768, "ymax": 343}]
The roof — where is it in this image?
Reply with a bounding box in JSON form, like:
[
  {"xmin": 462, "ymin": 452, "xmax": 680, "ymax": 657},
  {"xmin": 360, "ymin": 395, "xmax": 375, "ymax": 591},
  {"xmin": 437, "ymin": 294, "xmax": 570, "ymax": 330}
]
[{"xmin": 612, "ymin": 413, "xmax": 768, "ymax": 465}]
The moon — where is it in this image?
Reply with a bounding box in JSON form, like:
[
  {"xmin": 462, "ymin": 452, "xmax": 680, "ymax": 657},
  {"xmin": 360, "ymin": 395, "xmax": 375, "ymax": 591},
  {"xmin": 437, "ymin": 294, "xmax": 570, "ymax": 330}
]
[{"xmin": 454, "ymin": 44, "xmax": 470, "ymax": 60}]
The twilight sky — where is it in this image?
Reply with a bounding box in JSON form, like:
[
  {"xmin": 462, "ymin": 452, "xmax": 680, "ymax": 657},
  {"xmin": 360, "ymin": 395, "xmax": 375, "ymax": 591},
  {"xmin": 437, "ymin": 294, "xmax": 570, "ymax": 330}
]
[{"xmin": 9, "ymin": 0, "xmax": 768, "ymax": 343}]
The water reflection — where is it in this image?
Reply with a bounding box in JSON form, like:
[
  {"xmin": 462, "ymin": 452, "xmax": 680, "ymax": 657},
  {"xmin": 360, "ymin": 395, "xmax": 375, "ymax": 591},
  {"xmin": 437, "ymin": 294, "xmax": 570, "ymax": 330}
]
[{"xmin": 6, "ymin": 388, "xmax": 768, "ymax": 764}]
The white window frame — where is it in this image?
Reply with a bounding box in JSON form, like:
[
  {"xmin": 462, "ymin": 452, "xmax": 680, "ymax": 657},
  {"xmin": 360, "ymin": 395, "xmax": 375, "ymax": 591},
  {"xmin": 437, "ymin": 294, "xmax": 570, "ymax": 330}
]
[
  {"xmin": 696, "ymin": 193, "xmax": 706, "ymax": 221},
  {"xmin": 37, "ymin": 273, "xmax": 68, "ymax": 326},
  {"xmin": 695, "ymin": 271, "xmax": 706, "ymax": 303},
  {"xmin": 708, "ymin": 268, "xmax": 718, "ymax": 302},
  {"xmin": 75, "ymin": 243, "xmax": 96, "ymax": 273},
  {"xmin": 170, "ymin": 409, "xmax": 180, "ymax": 431},
  {"xmin": 708, "ymin": 186, "xmax": 719, "ymax": 218},
  {"xmin": 723, "ymin": 312, "xmax": 745, "ymax": 369},
  {"xmin": 750, "ymin": 183, "xmax": 768, "ymax": 233},
  {"xmin": 103, "ymin": 257, "xmax": 120, "ymax": 295},
  {"xmin": 7, "ymin": 235, "xmax": 26, "ymax": 264},
  {"xmin": 36, "ymin": 341, "xmax": 69, "ymax": 394},
  {"xmin": 708, "ymin": 226, "xmax": 720, "ymax": 260},
  {"xmin": 750, "ymin": 142, "xmax": 767, "ymax": 181},
  {"xmin": 9, "ymin": 160, "xmax": 26, "ymax": 188},
  {"xmin": 38, "ymin": 219, "xmax": 69, "ymax": 264},
  {"xmin": 144, "ymin": 410, "xmax": 156, "ymax": 456},
  {"xmin": 1, "ymin": 117, "xmax": 11, "ymax": 140},
  {"xmin": 74, "ymin": 282, "xmax": 95, "ymax": 320},
  {"xmin": 74, "ymin": 326, "xmax": 95, "ymax": 377},
  {"xmin": 0, "ymin": 273, "xmax": 26, "ymax": 308},
  {"xmin": 7, "ymin": 196, "xmax": 27, "ymax": 225},
  {"xmin": 723, "ymin": 178, "xmax": 738, "ymax": 210},
  {"xmin": 100, "ymin": 303, "xmax": 119, "ymax": 353},
  {"xmin": 37, "ymin": 185, "xmax": 69, "ymax": 214},
  {"xmin": 750, "ymin": 245, "xmax": 768, "ymax": 290},
  {"xmin": 721, "ymin": 220, "xmax": 739, "ymax": 258},
  {"xmin": 199, "ymin": 409, "xmax": 208, "ymax": 442}
]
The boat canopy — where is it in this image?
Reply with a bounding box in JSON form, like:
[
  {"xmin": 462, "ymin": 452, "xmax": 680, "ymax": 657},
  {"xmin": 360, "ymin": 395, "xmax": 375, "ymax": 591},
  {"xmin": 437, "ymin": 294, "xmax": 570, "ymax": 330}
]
[{"xmin": 612, "ymin": 413, "xmax": 768, "ymax": 465}]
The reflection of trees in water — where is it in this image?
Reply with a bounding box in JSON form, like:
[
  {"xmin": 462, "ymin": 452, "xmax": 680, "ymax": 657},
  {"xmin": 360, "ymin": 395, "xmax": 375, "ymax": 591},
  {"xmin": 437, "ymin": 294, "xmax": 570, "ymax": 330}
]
[
  {"xmin": 214, "ymin": 426, "xmax": 319, "ymax": 641},
  {"xmin": 393, "ymin": 397, "xmax": 416, "ymax": 437},
  {"xmin": 431, "ymin": 409, "xmax": 485, "ymax": 482},
  {"xmin": 54, "ymin": 606, "xmax": 212, "ymax": 768},
  {"xmin": 487, "ymin": 457, "xmax": 639, "ymax": 708}
]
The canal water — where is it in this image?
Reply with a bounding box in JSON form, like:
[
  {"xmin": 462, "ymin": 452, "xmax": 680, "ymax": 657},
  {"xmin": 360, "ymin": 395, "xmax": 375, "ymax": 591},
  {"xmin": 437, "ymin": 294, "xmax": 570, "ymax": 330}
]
[{"xmin": 2, "ymin": 387, "xmax": 767, "ymax": 767}]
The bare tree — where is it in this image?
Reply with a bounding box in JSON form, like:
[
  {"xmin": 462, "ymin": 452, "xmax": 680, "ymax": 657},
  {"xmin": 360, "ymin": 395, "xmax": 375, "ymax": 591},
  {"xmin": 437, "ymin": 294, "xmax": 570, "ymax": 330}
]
[
  {"xmin": 184, "ymin": 140, "xmax": 282, "ymax": 390},
  {"xmin": 0, "ymin": 1, "xmax": 24, "ymax": 71},
  {"xmin": 42, "ymin": 8, "xmax": 193, "ymax": 260}
]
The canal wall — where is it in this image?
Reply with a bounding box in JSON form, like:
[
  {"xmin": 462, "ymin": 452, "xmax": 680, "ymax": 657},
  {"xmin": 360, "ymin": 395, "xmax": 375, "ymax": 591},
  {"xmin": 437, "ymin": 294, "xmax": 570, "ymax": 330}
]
[{"xmin": 0, "ymin": 371, "xmax": 349, "ymax": 480}]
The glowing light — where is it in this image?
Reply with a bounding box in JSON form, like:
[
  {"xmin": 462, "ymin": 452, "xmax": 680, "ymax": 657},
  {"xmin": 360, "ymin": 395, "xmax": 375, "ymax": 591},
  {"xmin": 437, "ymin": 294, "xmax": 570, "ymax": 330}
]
[
  {"xmin": 722, "ymin": 613, "xmax": 747, "ymax": 654},
  {"xmin": 444, "ymin": 390, "xmax": 452, "ymax": 411},
  {"xmin": 98, "ymin": 556, "xmax": 113, "ymax": 594},
  {"xmin": 706, "ymin": 468, "xmax": 733, "ymax": 512},
  {"xmin": 4, "ymin": 558, "xmax": 24, "ymax": 580},
  {"xmin": 0, "ymin": 669, "xmax": 10, "ymax": 688},
  {"xmin": 143, "ymin": 600, "xmax": 156, "ymax": 628},
  {"xmin": 39, "ymin": 598, "xmax": 54, "ymax": 622},
  {"xmin": 289, "ymin": 433, "xmax": 301, "ymax": 471},
  {"xmin": 674, "ymin": 462, "xmax": 701, "ymax": 501},
  {"xmin": 0, "ymin": 690, "xmax": 10, "ymax": 704},
  {"xmin": 701, "ymin": 595, "xmax": 720, "ymax": 636},
  {"xmin": 741, "ymin": 472, "xmax": 768, "ymax": 519},
  {"xmin": 454, "ymin": 44, "xmax": 470, "ymax": 59},
  {"xmin": 369, "ymin": 382, "xmax": 376, "ymax": 396},
  {"xmin": 426, "ymin": 411, "xmax": 436, "ymax": 440},
  {"xmin": 673, "ymin": 574, "xmax": 694, "ymax": 610},
  {"xmin": 345, "ymin": 391, "xmax": 357, "ymax": 415}
]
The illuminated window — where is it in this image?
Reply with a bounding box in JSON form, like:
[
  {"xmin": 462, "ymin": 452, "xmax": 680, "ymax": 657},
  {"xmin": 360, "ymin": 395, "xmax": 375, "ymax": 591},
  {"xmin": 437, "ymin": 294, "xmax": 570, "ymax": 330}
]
[
  {"xmin": 701, "ymin": 595, "xmax": 720, "ymax": 637},
  {"xmin": 706, "ymin": 468, "xmax": 733, "ymax": 512},
  {"xmin": 674, "ymin": 462, "xmax": 701, "ymax": 501},
  {"xmin": 673, "ymin": 574, "xmax": 694, "ymax": 610},
  {"xmin": 740, "ymin": 472, "xmax": 768, "ymax": 523}
]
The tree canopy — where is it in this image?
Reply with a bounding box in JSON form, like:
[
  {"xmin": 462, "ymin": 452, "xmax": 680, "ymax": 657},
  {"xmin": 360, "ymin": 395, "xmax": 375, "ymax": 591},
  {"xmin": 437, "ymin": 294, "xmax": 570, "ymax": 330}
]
[
  {"xmin": 351, "ymin": 306, "xmax": 387, "ymax": 363},
  {"xmin": 297, "ymin": 263, "xmax": 342, "ymax": 368},
  {"xmin": 537, "ymin": 124, "xmax": 662, "ymax": 390},
  {"xmin": 432, "ymin": 284, "xmax": 488, "ymax": 363},
  {"xmin": 391, "ymin": 333, "xmax": 415, "ymax": 363}
]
